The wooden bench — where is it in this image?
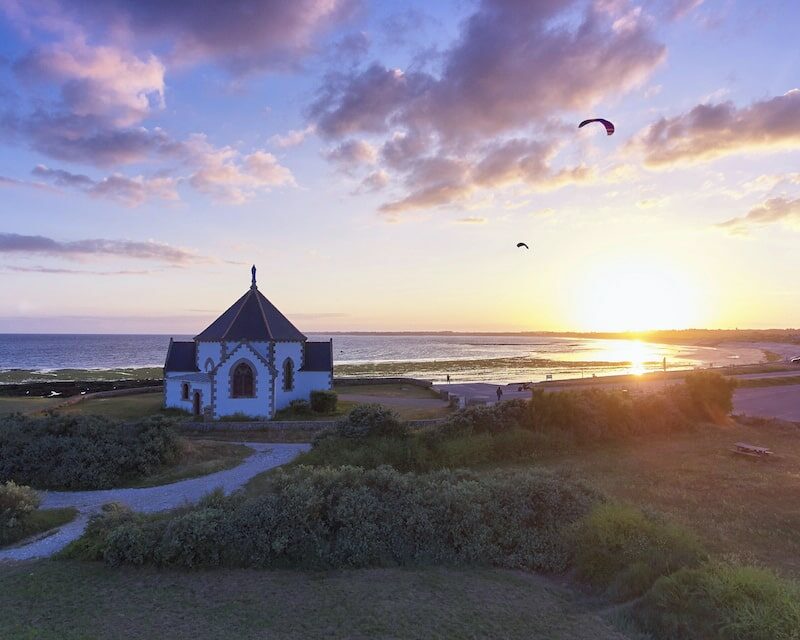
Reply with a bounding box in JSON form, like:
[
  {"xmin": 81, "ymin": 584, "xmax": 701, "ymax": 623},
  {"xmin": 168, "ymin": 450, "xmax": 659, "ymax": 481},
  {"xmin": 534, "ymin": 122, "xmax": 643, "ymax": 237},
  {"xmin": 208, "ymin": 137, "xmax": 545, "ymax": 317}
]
[{"xmin": 732, "ymin": 442, "xmax": 774, "ymax": 458}]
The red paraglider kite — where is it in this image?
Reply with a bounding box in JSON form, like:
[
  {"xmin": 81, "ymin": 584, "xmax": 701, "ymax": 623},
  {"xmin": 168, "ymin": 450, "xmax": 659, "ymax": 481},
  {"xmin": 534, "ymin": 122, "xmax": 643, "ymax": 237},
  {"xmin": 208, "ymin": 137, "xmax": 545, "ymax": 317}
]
[{"xmin": 578, "ymin": 118, "xmax": 615, "ymax": 135}]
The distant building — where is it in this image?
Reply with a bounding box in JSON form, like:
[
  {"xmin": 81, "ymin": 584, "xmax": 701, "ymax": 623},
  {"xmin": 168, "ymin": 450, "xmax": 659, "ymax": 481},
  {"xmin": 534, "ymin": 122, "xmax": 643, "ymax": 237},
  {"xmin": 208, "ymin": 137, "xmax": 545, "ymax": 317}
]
[{"xmin": 163, "ymin": 266, "xmax": 333, "ymax": 420}]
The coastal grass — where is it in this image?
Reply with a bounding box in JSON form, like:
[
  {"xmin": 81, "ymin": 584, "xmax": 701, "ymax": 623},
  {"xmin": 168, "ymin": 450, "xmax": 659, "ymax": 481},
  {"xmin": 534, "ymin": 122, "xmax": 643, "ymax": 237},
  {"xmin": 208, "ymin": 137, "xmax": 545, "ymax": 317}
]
[
  {"xmin": 1, "ymin": 507, "xmax": 77, "ymax": 548},
  {"xmin": 272, "ymin": 399, "xmax": 359, "ymax": 421},
  {"xmin": 0, "ymin": 396, "xmax": 62, "ymax": 415},
  {"xmin": 334, "ymin": 382, "xmax": 442, "ymax": 399},
  {"xmin": 58, "ymin": 393, "xmax": 173, "ymax": 420},
  {"xmin": 737, "ymin": 375, "xmax": 800, "ymax": 388},
  {"xmin": 532, "ymin": 418, "xmax": 800, "ymax": 579},
  {"xmin": 0, "ymin": 561, "xmax": 630, "ymax": 640},
  {"xmin": 126, "ymin": 439, "xmax": 252, "ymax": 488},
  {"xmin": 0, "ymin": 368, "xmax": 163, "ymax": 384}
]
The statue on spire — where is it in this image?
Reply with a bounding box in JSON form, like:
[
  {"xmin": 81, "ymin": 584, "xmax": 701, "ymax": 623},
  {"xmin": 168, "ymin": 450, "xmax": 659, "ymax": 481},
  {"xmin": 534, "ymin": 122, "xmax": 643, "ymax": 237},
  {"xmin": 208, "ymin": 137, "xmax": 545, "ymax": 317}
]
[{"xmin": 251, "ymin": 264, "xmax": 257, "ymax": 288}]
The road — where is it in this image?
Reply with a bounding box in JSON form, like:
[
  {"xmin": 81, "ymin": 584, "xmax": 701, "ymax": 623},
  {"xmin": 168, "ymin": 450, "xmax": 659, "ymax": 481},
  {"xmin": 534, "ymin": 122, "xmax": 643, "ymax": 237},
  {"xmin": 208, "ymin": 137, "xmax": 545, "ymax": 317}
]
[{"xmin": 733, "ymin": 385, "xmax": 800, "ymax": 422}]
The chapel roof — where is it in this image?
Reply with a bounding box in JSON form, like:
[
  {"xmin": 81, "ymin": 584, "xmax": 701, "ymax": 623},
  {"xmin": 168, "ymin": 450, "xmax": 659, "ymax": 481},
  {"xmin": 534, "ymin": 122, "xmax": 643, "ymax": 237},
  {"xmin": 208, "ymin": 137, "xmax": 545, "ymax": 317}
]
[
  {"xmin": 301, "ymin": 341, "xmax": 333, "ymax": 372},
  {"xmin": 194, "ymin": 266, "xmax": 307, "ymax": 343},
  {"xmin": 164, "ymin": 340, "xmax": 198, "ymax": 372}
]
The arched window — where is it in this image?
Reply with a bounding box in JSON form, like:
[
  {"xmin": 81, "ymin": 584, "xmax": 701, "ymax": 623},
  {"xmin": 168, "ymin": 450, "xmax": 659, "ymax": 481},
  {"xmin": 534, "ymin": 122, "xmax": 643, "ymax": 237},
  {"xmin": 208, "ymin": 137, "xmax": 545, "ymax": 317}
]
[
  {"xmin": 283, "ymin": 358, "xmax": 294, "ymax": 392},
  {"xmin": 232, "ymin": 362, "xmax": 255, "ymax": 398},
  {"xmin": 181, "ymin": 383, "xmax": 189, "ymax": 400}
]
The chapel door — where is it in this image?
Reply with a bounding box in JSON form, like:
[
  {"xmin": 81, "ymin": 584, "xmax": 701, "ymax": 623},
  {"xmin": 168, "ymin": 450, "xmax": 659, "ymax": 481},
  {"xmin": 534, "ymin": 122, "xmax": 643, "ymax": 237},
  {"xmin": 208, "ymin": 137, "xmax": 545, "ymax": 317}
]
[{"xmin": 193, "ymin": 391, "xmax": 201, "ymax": 416}]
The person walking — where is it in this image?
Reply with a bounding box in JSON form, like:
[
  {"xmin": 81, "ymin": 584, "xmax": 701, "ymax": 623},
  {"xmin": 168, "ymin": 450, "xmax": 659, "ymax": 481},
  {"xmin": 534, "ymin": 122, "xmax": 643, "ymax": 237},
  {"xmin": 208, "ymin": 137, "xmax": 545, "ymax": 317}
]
[
  {"xmin": 446, "ymin": 374, "xmax": 451, "ymax": 384},
  {"xmin": 496, "ymin": 386, "xmax": 503, "ymax": 403}
]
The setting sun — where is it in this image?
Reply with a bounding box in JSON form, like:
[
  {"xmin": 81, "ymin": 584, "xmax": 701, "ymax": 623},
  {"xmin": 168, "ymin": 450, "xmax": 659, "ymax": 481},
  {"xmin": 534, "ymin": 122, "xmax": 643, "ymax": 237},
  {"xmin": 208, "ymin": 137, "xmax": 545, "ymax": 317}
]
[{"xmin": 577, "ymin": 260, "xmax": 703, "ymax": 332}]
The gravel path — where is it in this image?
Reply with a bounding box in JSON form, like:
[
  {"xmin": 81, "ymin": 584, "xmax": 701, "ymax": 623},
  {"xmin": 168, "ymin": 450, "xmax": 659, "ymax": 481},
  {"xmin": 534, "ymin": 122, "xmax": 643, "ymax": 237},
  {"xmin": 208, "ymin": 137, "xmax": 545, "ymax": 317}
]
[{"xmin": 0, "ymin": 442, "xmax": 309, "ymax": 562}]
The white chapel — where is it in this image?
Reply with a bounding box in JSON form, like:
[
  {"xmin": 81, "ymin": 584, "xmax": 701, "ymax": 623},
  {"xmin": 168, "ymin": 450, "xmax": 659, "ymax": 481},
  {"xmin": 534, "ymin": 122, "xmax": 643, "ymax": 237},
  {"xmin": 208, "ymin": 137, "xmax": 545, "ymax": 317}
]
[{"xmin": 163, "ymin": 266, "xmax": 333, "ymax": 419}]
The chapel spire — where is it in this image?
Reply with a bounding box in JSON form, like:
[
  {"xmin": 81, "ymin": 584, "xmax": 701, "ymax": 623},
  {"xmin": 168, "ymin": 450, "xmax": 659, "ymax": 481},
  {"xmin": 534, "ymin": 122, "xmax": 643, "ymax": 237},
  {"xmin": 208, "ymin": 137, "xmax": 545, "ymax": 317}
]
[{"xmin": 251, "ymin": 264, "xmax": 257, "ymax": 289}]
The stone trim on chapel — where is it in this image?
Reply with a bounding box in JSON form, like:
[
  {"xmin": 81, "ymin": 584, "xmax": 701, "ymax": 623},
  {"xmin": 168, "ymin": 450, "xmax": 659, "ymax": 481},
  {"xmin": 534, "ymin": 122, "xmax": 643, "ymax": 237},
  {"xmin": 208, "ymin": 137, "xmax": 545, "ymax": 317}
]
[{"xmin": 163, "ymin": 266, "xmax": 333, "ymax": 420}]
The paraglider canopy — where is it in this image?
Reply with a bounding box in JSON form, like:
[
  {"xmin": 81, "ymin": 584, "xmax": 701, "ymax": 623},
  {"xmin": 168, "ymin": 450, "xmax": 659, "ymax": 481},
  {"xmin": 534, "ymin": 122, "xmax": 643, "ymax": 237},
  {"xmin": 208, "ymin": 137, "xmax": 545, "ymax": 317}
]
[
  {"xmin": 516, "ymin": 242, "xmax": 529, "ymax": 249},
  {"xmin": 579, "ymin": 118, "xmax": 615, "ymax": 135}
]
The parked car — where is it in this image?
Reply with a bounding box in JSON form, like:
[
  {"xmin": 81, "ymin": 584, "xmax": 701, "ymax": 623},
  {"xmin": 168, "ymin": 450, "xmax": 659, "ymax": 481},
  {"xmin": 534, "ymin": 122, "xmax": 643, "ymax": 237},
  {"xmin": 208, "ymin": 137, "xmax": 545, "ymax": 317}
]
[{"xmin": 790, "ymin": 356, "xmax": 800, "ymax": 364}]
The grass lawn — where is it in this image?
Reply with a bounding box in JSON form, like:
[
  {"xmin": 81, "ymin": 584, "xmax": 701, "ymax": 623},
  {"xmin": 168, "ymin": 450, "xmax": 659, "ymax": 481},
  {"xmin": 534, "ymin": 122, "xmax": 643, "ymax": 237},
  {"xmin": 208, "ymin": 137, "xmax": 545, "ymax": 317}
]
[
  {"xmin": 335, "ymin": 382, "xmax": 440, "ymax": 399},
  {"xmin": 0, "ymin": 508, "xmax": 77, "ymax": 549},
  {"xmin": 0, "ymin": 397, "xmax": 61, "ymax": 415},
  {"xmin": 0, "ymin": 561, "xmax": 631, "ymax": 640},
  {"xmin": 527, "ymin": 419, "xmax": 800, "ymax": 578},
  {"xmin": 130, "ymin": 439, "xmax": 252, "ymax": 487},
  {"xmin": 57, "ymin": 392, "xmax": 170, "ymax": 420},
  {"xmin": 737, "ymin": 375, "xmax": 800, "ymax": 388},
  {"xmin": 272, "ymin": 399, "xmax": 359, "ymax": 421}
]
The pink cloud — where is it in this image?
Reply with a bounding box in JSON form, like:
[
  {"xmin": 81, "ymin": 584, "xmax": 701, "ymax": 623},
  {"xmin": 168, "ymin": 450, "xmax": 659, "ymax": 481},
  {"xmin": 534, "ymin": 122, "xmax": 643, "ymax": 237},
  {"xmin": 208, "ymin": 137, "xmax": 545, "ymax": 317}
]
[
  {"xmin": 635, "ymin": 89, "xmax": 800, "ymax": 167},
  {"xmin": 717, "ymin": 197, "xmax": 800, "ymax": 234},
  {"xmin": 310, "ymin": 0, "xmax": 665, "ymax": 214}
]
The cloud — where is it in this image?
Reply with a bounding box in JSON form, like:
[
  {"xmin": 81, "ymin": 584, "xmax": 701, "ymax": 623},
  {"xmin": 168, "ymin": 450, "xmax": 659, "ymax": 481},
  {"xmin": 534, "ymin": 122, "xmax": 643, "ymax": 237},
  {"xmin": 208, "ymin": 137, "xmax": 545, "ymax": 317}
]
[
  {"xmin": 380, "ymin": 139, "xmax": 592, "ymax": 213},
  {"xmin": 455, "ymin": 216, "xmax": 487, "ymax": 224},
  {"xmin": 6, "ymin": 0, "xmax": 360, "ymax": 74},
  {"xmin": 358, "ymin": 169, "xmax": 389, "ymax": 192},
  {"xmin": 3, "ymin": 265, "xmax": 154, "ymax": 275},
  {"xmin": 184, "ymin": 134, "xmax": 294, "ymax": 203},
  {"xmin": 309, "ymin": 0, "xmax": 665, "ymax": 213},
  {"xmin": 15, "ymin": 39, "xmax": 165, "ymax": 127},
  {"xmin": 2, "ymin": 111, "xmax": 178, "ymax": 166},
  {"xmin": 635, "ymin": 89, "xmax": 800, "ymax": 167},
  {"xmin": 0, "ymin": 232, "xmax": 210, "ymax": 264},
  {"xmin": 269, "ymin": 125, "xmax": 316, "ymax": 148},
  {"xmin": 32, "ymin": 164, "xmax": 177, "ymax": 205},
  {"xmin": 717, "ymin": 197, "xmax": 800, "ymax": 234},
  {"xmin": 324, "ymin": 139, "xmax": 377, "ymax": 169}
]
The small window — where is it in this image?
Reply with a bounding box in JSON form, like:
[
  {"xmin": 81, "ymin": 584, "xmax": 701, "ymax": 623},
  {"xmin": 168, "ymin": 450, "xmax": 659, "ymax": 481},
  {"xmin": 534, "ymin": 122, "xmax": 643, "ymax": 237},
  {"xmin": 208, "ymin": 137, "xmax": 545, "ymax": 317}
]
[
  {"xmin": 232, "ymin": 362, "xmax": 255, "ymax": 398},
  {"xmin": 283, "ymin": 359, "xmax": 294, "ymax": 392},
  {"xmin": 181, "ymin": 383, "xmax": 189, "ymax": 400}
]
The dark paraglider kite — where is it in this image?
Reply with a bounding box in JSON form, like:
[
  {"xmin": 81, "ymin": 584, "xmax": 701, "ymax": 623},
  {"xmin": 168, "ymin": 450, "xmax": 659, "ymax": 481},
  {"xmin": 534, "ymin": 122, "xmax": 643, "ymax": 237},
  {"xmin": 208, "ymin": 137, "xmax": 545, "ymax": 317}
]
[
  {"xmin": 516, "ymin": 242, "xmax": 529, "ymax": 249},
  {"xmin": 578, "ymin": 118, "xmax": 615, "ymax": 135}
]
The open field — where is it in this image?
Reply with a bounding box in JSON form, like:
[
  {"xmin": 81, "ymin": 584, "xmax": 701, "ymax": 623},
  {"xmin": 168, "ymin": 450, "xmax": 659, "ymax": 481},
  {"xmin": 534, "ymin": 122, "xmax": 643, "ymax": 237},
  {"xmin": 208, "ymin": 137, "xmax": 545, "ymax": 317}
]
[
  {"xmin": 0, "ymin": 396, "xmax": 61, "ymax": 415},
  {"xmin": 528, "ymin": 419, "xmax": 800, "ymax": 578},
  {"xmin": 0, "ymin": 562, "xmax": 630, "ymax": 640},
  {"xmin": 335, "ymin": 382, "xmax": 441, "ymax": 399},
  {"xmin": 0, "ymin": 368, "xmax": 162, "ymax": 384},
  {"xmin": 57, "ymin": 392, "xmax": 169, "ymax": 420}
]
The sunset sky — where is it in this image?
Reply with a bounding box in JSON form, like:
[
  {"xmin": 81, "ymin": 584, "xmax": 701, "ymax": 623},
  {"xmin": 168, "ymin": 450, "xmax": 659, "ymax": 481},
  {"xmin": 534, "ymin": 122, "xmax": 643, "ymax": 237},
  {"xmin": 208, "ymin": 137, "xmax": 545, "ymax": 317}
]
[{"xmin": 1, "ymin": 0, "xmax": 799, "ymax": 333}]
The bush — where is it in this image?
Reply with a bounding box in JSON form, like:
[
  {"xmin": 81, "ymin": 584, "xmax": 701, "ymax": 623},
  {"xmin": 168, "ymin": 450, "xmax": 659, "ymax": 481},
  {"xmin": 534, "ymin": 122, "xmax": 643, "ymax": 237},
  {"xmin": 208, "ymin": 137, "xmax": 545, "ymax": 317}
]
[
  {"xmin": 310, "ymin": 390, "xmax": 338, "ymax": 414},
  {"xmin": 634, "ymin": 562, "xmax": 800, "ymax": 640},
  {"xmin": 0, "ymin": 481, "xmax": 41, "ymax": 529},
  {"xmin": 288, "ymin": 400, "xmax": 312, "ymax": 416},
  {"xmin": 573, "ymin": 503, "xmax": 707, "ymax": 601},
  {"xmin": 334, "ymin": 404, "xmax": 407, "ymax": 439},
  {"xmin": 69, "ymin": 465, "xmax": 598, "ymax": 571},
  {"xmin": 0, "ymin": 414, "xmax": 180, "ymax": 490},
  {"xmin": 682, "ymin": 371, "xmax": 737, "ymax": 420}
]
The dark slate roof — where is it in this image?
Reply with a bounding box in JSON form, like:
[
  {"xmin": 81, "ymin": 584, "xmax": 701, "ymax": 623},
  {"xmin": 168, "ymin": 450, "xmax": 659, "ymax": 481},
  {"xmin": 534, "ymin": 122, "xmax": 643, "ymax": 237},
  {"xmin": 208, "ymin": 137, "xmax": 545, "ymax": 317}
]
[
  {"xmin": 194, "ymin": 286, "xmax": 307, "ymax": 342},
  {"xmin": 302, "ymin": 341, "xmax": 333, "ymax": 372},
  {"xmin": 164, "ymin": 340, "xmax": 198, "ymax": 372}
]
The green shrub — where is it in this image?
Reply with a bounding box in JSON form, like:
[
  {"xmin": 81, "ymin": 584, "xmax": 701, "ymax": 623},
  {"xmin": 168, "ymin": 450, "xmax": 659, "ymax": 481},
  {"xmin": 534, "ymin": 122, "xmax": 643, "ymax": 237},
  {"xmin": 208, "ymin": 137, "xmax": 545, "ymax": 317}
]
[
  {"xmin": 634, "ymin": 562, "xmax": 800, "ymax": 640},
  {"xmin": 682, "ymin": 371, "xmax": 737, "ymax": 420},
  {"xmin": 0, "ymin": 414, "xmax": 180, "ymax": 490},
  {"xmin": 310, "ymin": 390, "xmax": 338, "ymax": 414},
  {"xmin": 573, "ymin": 503, "xmax": 707, "ymax": 601},
  {"xmin": 0, "ymin": 481, "xmax": 40, "ymax": 529},
  {"xmin": 288, "ymin": 399, "xmax": 312, "ymax": 416},
  {"xmin": 70, "ymin": 465, "xmax": 598, "ymax": 571},
  {"xmin": 335, "ymin": 404, "xmax": 407, "ymax": 439}
]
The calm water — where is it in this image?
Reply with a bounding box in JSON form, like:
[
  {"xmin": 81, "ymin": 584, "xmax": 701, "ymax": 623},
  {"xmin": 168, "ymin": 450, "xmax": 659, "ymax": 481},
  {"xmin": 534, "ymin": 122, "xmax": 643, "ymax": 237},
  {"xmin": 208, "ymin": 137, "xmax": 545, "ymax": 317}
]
[{"xmin": 0, "ymin": 333, "xmax": 766, "ymax": 384}]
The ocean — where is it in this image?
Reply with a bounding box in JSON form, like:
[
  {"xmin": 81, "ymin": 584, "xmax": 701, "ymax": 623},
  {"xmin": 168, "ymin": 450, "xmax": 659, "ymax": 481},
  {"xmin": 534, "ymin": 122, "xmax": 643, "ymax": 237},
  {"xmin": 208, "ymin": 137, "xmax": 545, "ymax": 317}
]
[{"xmin": 0, "ymin": 333, "xmax": 768, "ymax": 384}]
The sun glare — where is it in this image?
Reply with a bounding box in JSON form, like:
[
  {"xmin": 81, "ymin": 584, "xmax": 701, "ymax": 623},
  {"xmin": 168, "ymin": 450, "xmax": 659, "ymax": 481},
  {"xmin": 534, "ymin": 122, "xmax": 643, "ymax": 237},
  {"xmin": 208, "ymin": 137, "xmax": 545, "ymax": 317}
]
[{"xmin": 577, "ymin": 260, "xmax": 701, "ymax": 332}]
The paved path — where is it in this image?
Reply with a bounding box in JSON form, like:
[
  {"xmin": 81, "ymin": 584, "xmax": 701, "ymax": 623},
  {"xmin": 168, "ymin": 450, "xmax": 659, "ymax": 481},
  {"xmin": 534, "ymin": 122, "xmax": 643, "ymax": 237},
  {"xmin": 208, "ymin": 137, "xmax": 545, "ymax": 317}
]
[
  {"xmin": 734, "ymin": 384, "xmax": 800, "ymax": 422},
  {"xmin": 0, "ymin": 442, "xmax": 309, "ymax": 562}
]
